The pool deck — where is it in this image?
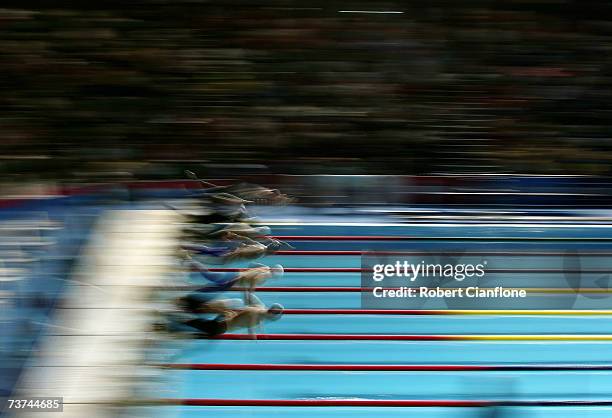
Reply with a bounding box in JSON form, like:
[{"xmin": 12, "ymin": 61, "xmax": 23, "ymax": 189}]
[{"xmin": 9, "ymin": 210, "xmax": 179, "ymax": 418}]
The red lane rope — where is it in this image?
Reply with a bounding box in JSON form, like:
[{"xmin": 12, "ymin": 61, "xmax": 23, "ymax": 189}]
[
  {"xmin": 280, "ymin": 309, "xmax": 612, "ymax": 315},
  {"xmin": 149, "ymin": 285, "xmax": 346, "ymax": 292},
  {"xmin": 168, "ymin": 398, "xmax": 612, "ymax": 407},
  {"xmin": 178, "ymin": 398, "xmax": 486, "ymax": 407},
  {"xmin": 225, "ymin": 287, "xmax": 609, "ymax": 293},
  {"xmin": 282, "ymin": 309, "xmax": 454, "ymax": 314},
  {"xmin": 208, "ymin": 267, "xmax": 361, "ymax": 273},
  {"xmin": 216, "ymin": 334, "xmax": 467, "ymax": 341},
  {"xmin": 163, "ymin": 363, "xmax": 612, "ymax": 371},
  {"xmin": 233, "ymin": 286, "xmax": 362, "ymax": 292},
  {"xmin": 275, "ymin": 250, "xmax": 363, "ymax": 255},
  {"xmin": 272, "ymin": 235, "xmax": 612, "ymax": 242},
  {"xmin": 214, "ymin": 334, "xmax": 612, "ymax": 341},
  {"xmin": 207, "ymin": 267, "xmax": 612, "ymax": 274},
  {"xmin": 274, "ymin": 250, "xmax": 612, "ymax": 256}
]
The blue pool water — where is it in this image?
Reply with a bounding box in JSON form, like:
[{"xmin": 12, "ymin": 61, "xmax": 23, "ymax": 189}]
[{"xmin": 151, "ymin": 220, "xmax": 612, "ymax": 417}]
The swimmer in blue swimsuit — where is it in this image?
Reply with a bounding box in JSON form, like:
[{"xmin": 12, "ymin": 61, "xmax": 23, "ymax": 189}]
[
  {"xmin": 185, "ymin": 259, "xmax": 283, "ymax": 291},
  {"xmin": 174, "ymin": 259, "xmax": 282, "ymax": 317},
  {"xmin": 180, "ymin": 243, "xmax": 237, "ymax": 257}
]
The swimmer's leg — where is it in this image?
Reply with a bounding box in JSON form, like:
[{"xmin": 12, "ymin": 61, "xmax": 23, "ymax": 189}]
[
  {"xmin": 183, "ymin": 316, "xmax": 227, "ymax": 337},
  {"xmin": 188, "ymin": 260, "xmax": 240, "ymax": 285},
  {"xmin": 177, "ymin": 292, "xmax": 219, "ymax": 313},
  {"xmin": 182, "ymin": 243, "xmax": 232, "ymax": 257},
  {"xmin": 192, "ymin": 276, "xmax": 239, "ymax": 293}
]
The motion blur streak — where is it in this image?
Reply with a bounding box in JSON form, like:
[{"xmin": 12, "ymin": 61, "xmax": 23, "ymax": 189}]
[{"xmin": 2, "ymin": 1, "xmax": 612, "ymax": 418}]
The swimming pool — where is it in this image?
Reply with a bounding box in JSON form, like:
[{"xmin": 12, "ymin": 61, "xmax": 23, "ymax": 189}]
[{"xmin": 148, "ymin": 220, "xmax": 612, "ymax": 418}]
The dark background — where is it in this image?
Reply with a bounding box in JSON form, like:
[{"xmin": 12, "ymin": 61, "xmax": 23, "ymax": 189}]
[{"xmin": 2, "ymin": 1, "xmax": 612, "ymax": 180}]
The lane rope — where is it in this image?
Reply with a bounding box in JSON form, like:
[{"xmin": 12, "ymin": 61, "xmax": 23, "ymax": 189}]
[
  {"xmin": 280, "ymin": 309, "xmax": 612, "ymax": 315},
  {"xmin": 274, "ymin": 250, "xmax": 612, "ymax": 256},
  {"xmin": 202, "ymin": 267, "xmax": 612, "ymax": 274},
  {"xmin": 162, "ymin": 363, "xmax": 612, "ymax": 371},
  {"xmin": 272, "ymin": 235, "xmax": 612, "ymax": 242},
  {"xmin": 111, "ymin": 398, "xmax": 612, "ymax": 407},
  {"xmin": 214, "ymin": 334, "xmax": 612, "ymax": 341},
  {"xmin": 202, "ymin": 286, "xmax": 612, "ymax": 293}
]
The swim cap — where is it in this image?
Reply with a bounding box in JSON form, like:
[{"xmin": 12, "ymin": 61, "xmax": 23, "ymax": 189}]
[
  {"xmin": 271, "ymin": 264, "xmax": 284, "ymax": 279},
  {"xmin": 267, "ymin": 303, "xmax": 284, "ymax": 321}
]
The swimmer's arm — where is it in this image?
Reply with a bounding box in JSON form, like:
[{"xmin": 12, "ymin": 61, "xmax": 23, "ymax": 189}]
[
  {"xmin": 237, "ymin": 275, "xmax": 257, "ymax": 298},
  {"xmin": 247, "ymin": 314, "xmax": 264, "ymax": 340},
  {"xmin": 245, "ymin": 292, "xmax": 265, "ymax": 308},
  {"xmin": 248, "ymin": 324, "xmax": 257, "ymax": 340},
  {"xmin": 248, "ymin": 322, "xmax": 266, "ymax": 340}
]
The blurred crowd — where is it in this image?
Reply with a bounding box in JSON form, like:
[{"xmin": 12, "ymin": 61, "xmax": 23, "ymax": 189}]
[{"xmin": 1, "ymin": 0, "xmax": 612, "ymax": 184}]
